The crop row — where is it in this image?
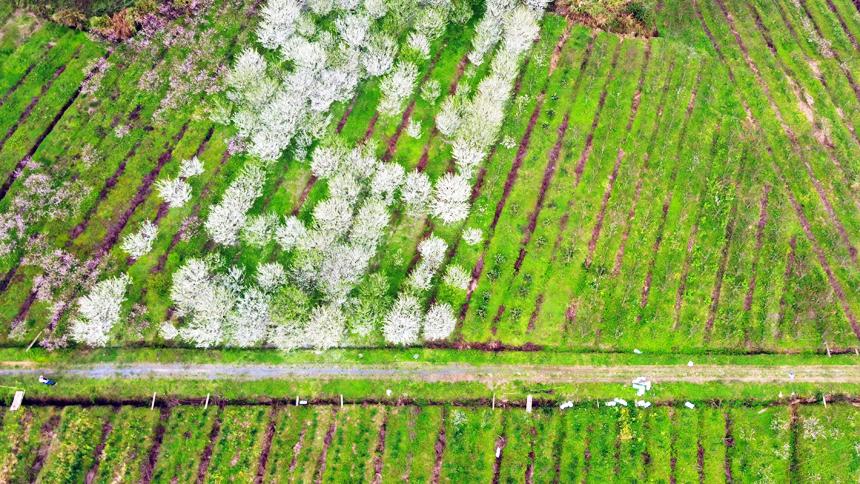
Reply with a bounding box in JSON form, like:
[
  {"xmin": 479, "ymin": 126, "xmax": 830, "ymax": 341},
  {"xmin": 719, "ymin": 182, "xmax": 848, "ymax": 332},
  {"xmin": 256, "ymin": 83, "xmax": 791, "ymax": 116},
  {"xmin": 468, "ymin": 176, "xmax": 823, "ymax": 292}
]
[{"xmin": 0, "ymin": 402, "xmax": 855, "ymax": 482}]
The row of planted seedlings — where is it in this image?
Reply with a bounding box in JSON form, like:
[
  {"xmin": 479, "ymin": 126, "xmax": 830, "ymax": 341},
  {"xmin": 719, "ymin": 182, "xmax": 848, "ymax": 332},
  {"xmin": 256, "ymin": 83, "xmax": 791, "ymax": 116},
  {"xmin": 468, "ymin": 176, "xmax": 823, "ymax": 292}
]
[
  {"xmin": 419, "ymin": 15, "xmax": 571, "ymax": 340},
  {"xmin": 588, "ymin": 56, "xmax": 736, "ymax": 351},
  {"xmin": 1, "ymin": 402, "xmax": 855, "ymax": 482},
  {"xmin": 680, "ymin": 0, "xmax": 860, "ymax": 344},
  {"xmin": 0, "ymin": 0, "xmax": 252, "ymax": 344},
  {"xmin": 657, "ymin": 1, "xmax": 851, "ymax": 350},
  {"xmin": 0, "ymin": 26, "xmax": 98, "ymax": 159},
  {"xmin": 459, "ymin": 29, "xmax": 641, "ymax": 345},
  {"xmin": 535, "ymin": 38, "xmax": 701, "ymax": 349},
  {"xmin": 699, "ymin": 0, "xmax": 860, "ymax": 262},
  {"xmin": 676, "ymin": 2, "xmax": 857, "ymax": 347},
  {"xmin": 0, "ymin": 20, "xmax": 69, "ymax": 101}
]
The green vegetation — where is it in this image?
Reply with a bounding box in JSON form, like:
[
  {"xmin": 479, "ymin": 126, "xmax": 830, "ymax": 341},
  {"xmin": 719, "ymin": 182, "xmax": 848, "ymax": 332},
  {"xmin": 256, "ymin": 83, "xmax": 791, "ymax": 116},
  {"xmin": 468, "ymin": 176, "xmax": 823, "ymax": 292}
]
[
  {"xmin": 0, "ymin": 0, "xmax": 857, "ymax": 355},
  {"xmin": 0, "ymin": 401, "xmax": 854, "ymax": 481}
]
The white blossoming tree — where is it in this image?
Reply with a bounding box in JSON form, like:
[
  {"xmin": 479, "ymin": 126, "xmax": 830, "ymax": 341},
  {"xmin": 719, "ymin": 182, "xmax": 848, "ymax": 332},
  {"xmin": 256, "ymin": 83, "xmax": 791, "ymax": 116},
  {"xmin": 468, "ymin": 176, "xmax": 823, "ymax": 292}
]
[
  {"xmin": 431, "ymin": 173, "xmax": 470, "ymax": 224},
  {"xmin": 257, "ymin": 0, "xmax": 303, "ymax": 50},
  {"xmin": 70, "ymin": 274, "xmax": 130, "ymax": 347},
  {"xmin": 423, "ymin": 302, "xmax": 456, "ymax": 340},
  {"xmin": 383, "ymin": 294, "xmax": 422, "ymax": 345},
  {"xmin": 205, "ymin": 164, "xmax": 265, "ymax": 245},
  {"xmin": 121, "ymin": 220, "xmax": 157, "ymax": 259},
  {"xmin": 256, "ymin": 262, "xmax": 287, "ymax": 292},
  {"xmin": 443, "ymin": 264, "xmax": 470, "ymax": 290},
  {"xmin": 378, "ymin": 62, "xmax": 418, "ymax": 116},
  {"xmin": 304, "ymin": 303, "xmax": 346, "ymax": 350},
  {"xmin": 156, "ymin": 178, "xmax": 192, "ymax": 207},
  {"xmin": 401, "ymin": 170, "xmax": 432, "ymax": 216},
  {"xmin": 408, "ymin": 234, "xmax": 448, "ymax": 291}
]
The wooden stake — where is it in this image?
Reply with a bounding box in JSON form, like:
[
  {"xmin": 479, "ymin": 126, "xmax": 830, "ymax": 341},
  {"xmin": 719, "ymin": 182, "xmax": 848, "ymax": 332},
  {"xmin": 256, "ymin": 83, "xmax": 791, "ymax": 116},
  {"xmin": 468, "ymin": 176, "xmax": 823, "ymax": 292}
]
[
  {"xmin": 823, "ymin": 395, "xmax": 827, "ymax": 407},
  {"xmin": 825, "ymin": 342, "xmax": 831, "ymax": 357},
  {"xmin": 340, "ymin": 395, "xmax": 343, "ymax": 408},
  {"xmin": 150, "ymin": 392, "xmax": 156, "ymax": 410},
  {"xmin": 204, "ymin": 393, "xmax": 210, "ymax": 409},
  {"xmin": 295, "ymin": 395, "xmax": 299, "ymax": 406},
  {"xmin": 855, "ymin": 347, "xmax": 859, "ymax": 357},
  {"xmin": 26, "ymin": 330, "xmax": 43, "ymax": 351},
  {"xmin": 492, "ymin": 393, "xmax": 495, "ymax": 410},
  {"xmin": 526, "ymin": 395, "xmax": 532, "ymax": 413}
]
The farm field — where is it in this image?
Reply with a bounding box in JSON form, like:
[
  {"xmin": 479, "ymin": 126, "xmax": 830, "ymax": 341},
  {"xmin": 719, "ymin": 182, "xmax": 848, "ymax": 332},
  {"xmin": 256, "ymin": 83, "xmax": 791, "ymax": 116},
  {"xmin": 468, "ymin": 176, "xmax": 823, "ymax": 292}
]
[
  {"xmin": 0, "ymin": 0, "xmax": 859, "ymax": 357},
  {"xmin": 0, "ymin": 401, "xmax": 856, "ymax": 482}
]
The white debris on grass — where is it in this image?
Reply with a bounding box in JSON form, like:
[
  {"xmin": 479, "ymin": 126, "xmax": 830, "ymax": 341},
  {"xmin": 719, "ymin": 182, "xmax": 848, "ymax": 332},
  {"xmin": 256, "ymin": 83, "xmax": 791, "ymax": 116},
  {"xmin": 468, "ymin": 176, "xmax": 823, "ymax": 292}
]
[
  {"xmin": 684, "ymin": 401, "xmax": 695, "ymax": 409},
  {"xmin": 635, "ymin": 400, "xmax": 651, "ymax": 408},
  {"xmin": 495, "ymin": 447, "xmax": 501, "ymax": 458},
  {"xmin": 633, "ymin": 348, "xmax": 642, "ymax": 354},
  {"xmin": 632, "ymin": 377, "xmax": 652, "ymax": 396},
  {"xmin": 299, "ymin": 400, "xmax": 308, "ymax": 405},
  {"xmin": 788, "ymin": 371, "xmax": 795, "ymax": 381},
  {"xmin": 687, "ymin": 361, "xmax": 694, "ymax": 367},
  {"xmin": 386, "ymin": 389, "xmax": 392, "ymax": 396},
  {"xmin": 604, "ymin": 398, "xmax": 628, "ymax": 407},
  {"xmin": 559, "ymin": 401, "xmax": 573, "ymax": 410}
]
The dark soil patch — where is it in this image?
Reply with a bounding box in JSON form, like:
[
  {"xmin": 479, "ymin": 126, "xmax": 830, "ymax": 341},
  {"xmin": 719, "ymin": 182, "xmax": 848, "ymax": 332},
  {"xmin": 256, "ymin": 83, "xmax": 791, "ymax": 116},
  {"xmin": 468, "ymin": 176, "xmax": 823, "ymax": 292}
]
[
  {"xmin": 84, "ymin": 407, "xmax": 117, "ymax": 484},
  {"xmin": 430, "ymin": 410, "xmax": 447, "ymax": 484},
  {"xmin": 370, "ymin": 411, "xmax": 388, "ymax": 484},
  {"xmin": 140, "ymin": 406, "xmax": 170, "ymax": 484},
  {"xmin": 28, "ymin": 412, "xmax": 60, "ymax": 482},
  {"xmin": 584, "ymin": 149, "xmax": 623, "ymax": 268},
  {"xmin": 195, "ymin": 403, "xmax": 223, "ymax": 484},
  {"xmin": 254, "ymin": 404, "xmax": 278, "ymax": 484},
  {"xmin": 312, "ymin": 410, "xmax": 338, "ymax": 484},
  {"xmin": 514, "ymin": 114, "xmax": 570, "ymax": 273},
  {"xmin": 723, "ymin": 412, "xmax": 734, "ymax": 483},
  {"xmin": 491, "ymin": 434, "xmax": 507, "ymax": 484}
]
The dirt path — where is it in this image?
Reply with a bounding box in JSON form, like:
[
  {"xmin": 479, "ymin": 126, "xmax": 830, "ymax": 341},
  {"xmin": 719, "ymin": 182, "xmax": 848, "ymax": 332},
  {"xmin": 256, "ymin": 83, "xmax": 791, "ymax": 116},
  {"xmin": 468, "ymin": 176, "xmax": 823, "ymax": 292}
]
[{"xmin": 0, "ymin": 363, "xmax": 857, "ymax": 384}]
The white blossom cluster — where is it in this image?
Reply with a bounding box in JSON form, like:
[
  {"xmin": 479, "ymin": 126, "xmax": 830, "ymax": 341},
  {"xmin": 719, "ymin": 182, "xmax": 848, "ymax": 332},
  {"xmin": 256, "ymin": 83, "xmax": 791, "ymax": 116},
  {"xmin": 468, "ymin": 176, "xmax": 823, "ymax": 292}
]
[
  {"xmin": 70, "ymin": 274, "xmax": 130, "ymax": 347},
  {"xmin": 168, "ymin": 0, "xmax": 547, "ymax": 351},
  {"xmin": 281, "ymin": 142, "xmax": 401, "ymax": 306},
  {"xmin": 156, "ymin": 156, "xmax": 205, "ymax": 208},
  {"xmin": 170, "ymin": 258, "xmax": 283, "ymax": 348},
  {"xmin": 223, "ymin": 0, "xmax": 461, "ymax": 162},
  {"xmin": 204, "ymin": 164, "xmax": 265, "ymax": 245},
  {"xmin": 120, "ymin": 220, "xmax": 158, "ymax": 259}
]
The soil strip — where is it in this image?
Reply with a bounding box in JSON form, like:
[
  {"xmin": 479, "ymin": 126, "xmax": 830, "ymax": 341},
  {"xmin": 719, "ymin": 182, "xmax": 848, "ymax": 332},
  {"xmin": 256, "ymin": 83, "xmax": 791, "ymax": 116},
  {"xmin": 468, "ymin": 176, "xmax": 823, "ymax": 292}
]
[
  {"xmin": 371, "ymin": 410, "xmax": 389, "ymax": 484},
  {"xmin": 312, "ymin": 409, "xmax": 338, "ymax": 484},
  {"xmin": 28, "ymin": 413, "xmax": 60, "ymax": 482},
  {"xmin": 195, "ymin": 403, "xmax": 224, "ymax": 484},
  {"xmin": 254, "ymin": 404, "xmax": 279, "ymax": 484},
  {"xmin": 84, "ymin": 407, "xmax": 117, "ymax": 484},
  {"xmin": 430, "ymin": 409, "xmax": 447, "ymax": 484},
  {"xmin": 140, "ymin": 406, "xmax": 171, "ymax": 484}
]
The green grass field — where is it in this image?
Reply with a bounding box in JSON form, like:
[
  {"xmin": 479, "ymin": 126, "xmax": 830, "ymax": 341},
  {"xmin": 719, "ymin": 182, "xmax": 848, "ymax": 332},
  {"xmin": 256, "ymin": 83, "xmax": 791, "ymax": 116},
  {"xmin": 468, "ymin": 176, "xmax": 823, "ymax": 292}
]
[
  {"xmin": 0, "ymin": 401, "xmax": 855, "ymax": 482},
  {"xmin": 0, "ymin": 0, "xmax": 858, "ymax": 355}
]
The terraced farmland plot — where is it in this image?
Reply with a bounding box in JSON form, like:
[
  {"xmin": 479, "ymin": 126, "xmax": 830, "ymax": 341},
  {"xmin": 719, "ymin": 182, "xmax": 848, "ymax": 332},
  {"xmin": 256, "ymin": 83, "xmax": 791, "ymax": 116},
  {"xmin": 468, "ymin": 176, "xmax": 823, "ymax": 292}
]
[
  {"xmin": 0, "ymin": 402, "xmax": 855, "ymax": 482},
  {"xmin": 0, "ymin": 0, "xmax": 858, "ymax": 355}
]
